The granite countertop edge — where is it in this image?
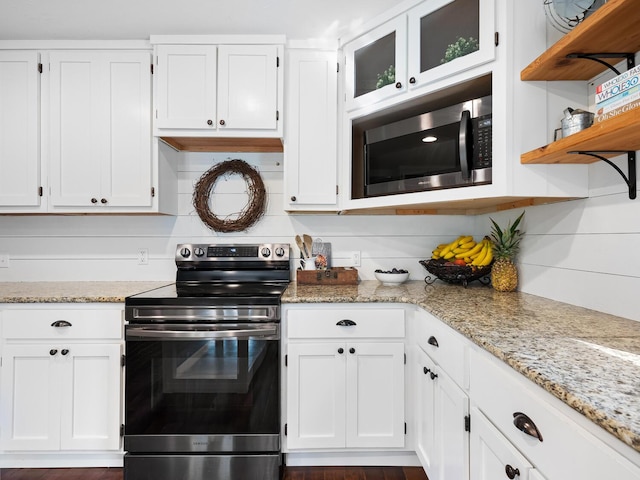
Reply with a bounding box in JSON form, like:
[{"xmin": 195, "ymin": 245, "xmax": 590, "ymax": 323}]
[{"xmin": 1, "ymin": 280, "xmax": 639, "ymax": 454}]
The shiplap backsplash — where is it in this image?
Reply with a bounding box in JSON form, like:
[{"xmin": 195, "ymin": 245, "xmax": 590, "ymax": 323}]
[{"xmin": 0, "ymin": 149, "xmax": 638, "ymax": 322}]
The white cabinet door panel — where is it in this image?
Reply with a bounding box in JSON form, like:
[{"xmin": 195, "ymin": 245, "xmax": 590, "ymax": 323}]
[
  {"xmin": 217, "ymin": 45, "xmax": 279, "ymax": 131},
  {"xmin": 285, "ymin": 50, "xmax": 338, "ymax": 209},
  {"xmin": 346, "ymin": 342, "xmax": 404, "ymax": 448},
  {"xmin": 60, "ymin": 343, "xmax": 121, "ymax": 450},
  {"xmin": 0, "ymin": 345, "xmax": 61, "ymax": 450},
  {"xmin": 0, "ymin": 51, "xmax": 40, "ymax": 207},
  {"xmin": 286, "ymin": 342, "xmax": 346, "ymax": 449},
  {"xmin": 155, "ymin": 45, "xmax": 217, "ymax": 130},
  {"xmin": 103, "ymin": 54, "xmax": 152, "ymax": 207}
]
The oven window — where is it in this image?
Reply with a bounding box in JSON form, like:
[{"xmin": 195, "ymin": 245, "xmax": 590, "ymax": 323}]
[
  {"xmin": 366, "ymin": 121, "xmax": 460, "ymax": 186},
  {"xmin": 125, "ymin": 336, "xmax": 279, "ymax": 435}
]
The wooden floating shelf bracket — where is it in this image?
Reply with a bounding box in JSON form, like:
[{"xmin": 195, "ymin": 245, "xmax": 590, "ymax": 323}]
[
  {"xmin": 569, "ymin": 150, "xmax": 637, "ymax": 199},
  {"xmin": 565, "ymin": 52, "xmax": 635, "ymax": 75}
]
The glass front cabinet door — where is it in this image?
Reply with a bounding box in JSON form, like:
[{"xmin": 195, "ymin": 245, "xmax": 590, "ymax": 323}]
[
  {"xmin": 344, "ymin": 16, "xmax": 408, "ymax": 111},
  {"xmin": 408, "ymin": 0, "xmax": 495, "ymax": 88}
]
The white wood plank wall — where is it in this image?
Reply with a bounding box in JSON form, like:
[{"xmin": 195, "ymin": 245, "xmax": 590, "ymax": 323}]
[{"xmin": 0, "ymin": 148, "xmax": 637, "ymax": 322}]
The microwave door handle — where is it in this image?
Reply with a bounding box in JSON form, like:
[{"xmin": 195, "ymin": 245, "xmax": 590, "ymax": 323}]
[{"xmin": 459, "ymin": 110, "xmax": 472, "ymax": 181}]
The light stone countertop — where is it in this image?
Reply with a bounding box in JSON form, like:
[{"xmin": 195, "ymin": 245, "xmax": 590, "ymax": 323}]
[{"xmin": 1, "ymin": 279, "xmax": 639, "ymax": 455}]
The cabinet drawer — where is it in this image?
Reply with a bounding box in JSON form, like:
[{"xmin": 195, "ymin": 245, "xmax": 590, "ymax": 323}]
[
  {"xmin": 470, "ymin": 349, "xmax": 640, "ymax": 480},
  {"xmin": 415, "ymin": 310, "xmax": 467, "ymax": 388},
  {"xmin": 287, "ymin": 308, "xmax": 404, "ymax": 339},
  {"xmin": 2, "ymin": 309, "xmax": 123, "ymax": 340}
]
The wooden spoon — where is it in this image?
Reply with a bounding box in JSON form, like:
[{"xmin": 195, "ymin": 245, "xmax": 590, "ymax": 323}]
[
  {"xmin": 295, "ymin": 235, "xmax": 307, "ymax": 258},
  {"xmin": 303, "ymin": 234, "xmax": 313, "ymax": 258}
]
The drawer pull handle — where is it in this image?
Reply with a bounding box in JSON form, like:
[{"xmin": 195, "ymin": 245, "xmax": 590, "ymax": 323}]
[
  {"xmin": 428, "ymin": 336, "xmax": 439, "ymax": 347},
  {"xmin": 513, "ymin": 412, "xmax": 543, "ymax": 442},
  {"xmin": 49, "ymin": 349, "xmax": 58, "ymax": 356},
  {"xmin": 336, "ymin": 319, "xmax": 356, "ymax": 327},
  {"xmin": 505, "ymin": 465, "xmax": 520, "ymax": 479},
  {"xmin": 61, "ymin": 349, "xmax": 69, "ymax": 356},
  {"xmin": 51, "ymin": 320, "xmax": 72, "ymax": 328}
]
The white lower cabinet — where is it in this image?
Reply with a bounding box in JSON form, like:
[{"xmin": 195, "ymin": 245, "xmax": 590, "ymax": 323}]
[
  {"xmin": 0, "ymin": 308, "xmax": 123, "ymax": 453},
  {"xmin": 284, "ymin": 307, "xmax": 405, "ymax": 451},
  {"xmin": 415, "ymin": 346, "xmax": 469, "ymax": 480},
  {"xmin": 470, "ymin": 406, "xmax": 541, "ymax": 480}
]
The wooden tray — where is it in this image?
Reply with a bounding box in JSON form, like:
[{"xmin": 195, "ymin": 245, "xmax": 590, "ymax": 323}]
[{"xmin": 296, "ymin": 267, "xmax": 359, "ymax": 285}]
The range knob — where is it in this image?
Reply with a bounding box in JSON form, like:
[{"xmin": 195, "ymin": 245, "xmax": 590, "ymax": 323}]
[
  {"xmin": 194, "ymin": 247, "xmax": 205, "ymax": 257},
  {"xmin": 261, "ymin": 247, "xmax": 272, "ymax": 258},
  {"xmin": 180, "ymin": 247, "xmax": 191, "ymax": 258},
  {"xmin": 275, "ymin": 246, "xmax": 286, "ymax": 257}
]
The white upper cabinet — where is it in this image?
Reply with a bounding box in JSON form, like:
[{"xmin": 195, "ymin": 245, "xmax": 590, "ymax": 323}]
[
  {"xmin": 344, "ymin": 16, "xmax": 408, "ymax": 112},
  {"xmin": 343, "ymin": 0, "xmax": 495, "ymax": 113},
  {"xmin": 407, "ymin": 0, "xmax": 495, "ymax": 88},
  {"xmin": 155, "ymin": 44, "xmax": 217, "ymax": 130},
  {"xmin": 0, "ymin": 51, "xmax": 42, "ymax": 211},
  {"xmin": 217, "ymin": 45, "xmax": 279, "ymax": 131},
  {"xmin": 48, "ymin": 50, "xmax": 153, "ymax": 210},
  {"xmin": 151, "ymin": 37, "xmax": 284, "ymax": 140},
  {"xmin": 284, "ymin": 49, "xmax": 338, "ymax": 211}
]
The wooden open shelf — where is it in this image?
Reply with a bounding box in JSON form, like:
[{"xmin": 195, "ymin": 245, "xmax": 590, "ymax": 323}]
[
  {"xmin": 159, "ymin": 136, "xmax": 283, "ymax": 153},
  {"xmin": 521, "ymin": 107, "xmax": 640, "ymax": 164},
  {"xmin": 521, "ymin": 0, "xmax": 640, "ymax": 81}
]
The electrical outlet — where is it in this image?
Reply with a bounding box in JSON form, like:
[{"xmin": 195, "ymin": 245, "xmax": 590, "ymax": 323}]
[
  {"xmin": 137, "ymin": 249, "xmax": 149, "ymax": 265},
  {"xmin": 0, "ymin": 254, "xmax": 9, "ymax": 268},
  {"xmin": 351, "ymin": 251, "xmax": 361, "ymax": 267}
]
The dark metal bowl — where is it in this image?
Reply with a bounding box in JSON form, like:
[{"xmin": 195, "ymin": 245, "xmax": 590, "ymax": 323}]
[{"xmin": 419, "ymin": 259, "xmax": 492, "ymax": 287}]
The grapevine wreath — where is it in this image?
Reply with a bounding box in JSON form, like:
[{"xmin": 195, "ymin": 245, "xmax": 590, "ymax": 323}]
[{"xmin": 193, "ymin": 159, "xmax": 267, "ymax": 233}]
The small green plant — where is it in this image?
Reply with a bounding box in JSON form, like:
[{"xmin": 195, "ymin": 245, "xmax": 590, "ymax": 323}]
[
  {"xmin": 376, "ymin": 65, "xmax": 395, "ymax": 89},
  {"xmin": 441, "ymin": 37, "xmax": 479, "ymax": 64}
]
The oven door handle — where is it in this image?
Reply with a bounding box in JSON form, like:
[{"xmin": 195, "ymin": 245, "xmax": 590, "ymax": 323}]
[{"xmin": 126, "ymin": 325, "xmax": 279, "ymax": 340}]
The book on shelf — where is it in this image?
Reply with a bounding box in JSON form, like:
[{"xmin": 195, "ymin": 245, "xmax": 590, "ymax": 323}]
[
  {"xmin": 594, "ymin": 98, "xmax": 640, "ymax": 123},
  {"xmin": 596, "ymin": 64, "xmax": 640, "ymax": 103}
]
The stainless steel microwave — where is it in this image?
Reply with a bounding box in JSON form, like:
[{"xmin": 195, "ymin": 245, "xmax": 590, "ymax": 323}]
[{"xmin": 363, "ymin": 95, "xmax": 492, "ymax": 197}]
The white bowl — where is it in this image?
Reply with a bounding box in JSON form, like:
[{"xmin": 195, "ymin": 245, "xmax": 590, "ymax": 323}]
[{"xmin": 374, "ymin": 271, "xmax": 409, "ymax": 286}]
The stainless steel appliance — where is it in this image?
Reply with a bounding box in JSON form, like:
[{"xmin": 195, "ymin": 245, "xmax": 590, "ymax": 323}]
[
  {"xmin": 123, "ymin": 243, "xmax": 290, "ymax": 480},
  {"xmin": 363, "ymin": 95, "xmax": 492, "ymax": 197}
]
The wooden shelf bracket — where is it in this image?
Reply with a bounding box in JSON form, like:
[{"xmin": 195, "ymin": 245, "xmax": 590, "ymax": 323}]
[
  {"xmin": 569, "ymin": 150, "xmax": 637, "ymax": 199},
  {"xmin": 565, "ymin": 53, "xmax": 635, "ymax": 76}
]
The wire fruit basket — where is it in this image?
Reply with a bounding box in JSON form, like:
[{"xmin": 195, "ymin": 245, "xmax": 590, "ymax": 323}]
[{"xmin": 419, "ymin": 259, "xmax": 492, "ymax": 287}]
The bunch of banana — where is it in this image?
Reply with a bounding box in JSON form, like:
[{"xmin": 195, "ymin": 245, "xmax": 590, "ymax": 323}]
[{"xmin": 431, "ymin": 235, "xmax": 493, "ymax": 267}]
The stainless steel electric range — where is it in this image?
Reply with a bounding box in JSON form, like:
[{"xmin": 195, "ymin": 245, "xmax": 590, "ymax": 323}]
[{"xmin": 123, "ymin": 243, "xmax": 290, "ymax": 480}]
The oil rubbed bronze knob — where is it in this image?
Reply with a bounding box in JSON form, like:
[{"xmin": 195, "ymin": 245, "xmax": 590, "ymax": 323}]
[
  {"xmin": 349, "ymin": 347, "xmax": 355, "ymax": 354},
  {"xmin": 338, "ymin": 348, "xmax": 344, "ymax": 354},
  {"xmin": 395, "ymin": 82, "xmax": 402, "ymax": 89},
  {"xmin": 50, "ymin": 349, "xmax": 58, "ymax": 356},
  {"xmin": 219, "ymin": 119, "xmax": 226, "ymax": 126},
  {"xmin": 207, "ymin": 119, "xmax": 213, "ymax": 126},
  {"xmin": 91, "ymin": 198, "xmax": 98, "ymax": 204},
  {"xmin": 61, "ymin": 349, "xmax": 69, "ymax": 356},
  {"xmin": 409, "ymin": 77, "xmax": 416, "ymax": 84},
  {"xmin": 101, "ymin": 198, "xmax": 107, "ymax": 204},
  {"xmin": 505, "ymin": 465, "xmax": 520, "ymax": 479},
  {"xmin": 290, "ymin": 196, "xmax": 297, "ymax": 202}
]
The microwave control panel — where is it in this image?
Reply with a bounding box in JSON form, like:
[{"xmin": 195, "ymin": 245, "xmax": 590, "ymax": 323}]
[{"xmin": 474, "ymin": 114, "xmax": 492, "ymax": 168}]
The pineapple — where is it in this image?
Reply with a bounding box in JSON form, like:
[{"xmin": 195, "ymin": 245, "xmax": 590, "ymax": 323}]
[{"xmin": 489, "ymin": 211, "xmax": 525, "ymax": 292}]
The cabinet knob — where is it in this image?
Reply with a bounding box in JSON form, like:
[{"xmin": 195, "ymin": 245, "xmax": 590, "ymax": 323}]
[
  {"xmin": 513, "ymin": 412, "xmax": 543, "ymax": 441},
  {"xmin": 91, "ymin": 198, "xmax": 98, "ymax": 204},
  {"xmin": 428, "ymin": 336, "xmax": 439, "ymax": 347},
  {"xmin": 290, "ymin": 196, "xmax": 297, "ymax": 202},
  {"xmin": 430, "ymin": 371, "xmax": 438, "ymax": 380},
  {"xmin": 101, "ymin": 198, "xmax": 108, "ymax": 204},
  {"xmin": 349, "ymin": 347, "xmax": 355, "ymax": 354},
  {"xmin": 61, "ymin": 349, "xmax": 69, "ymax": 356},
  {"xmin": 207, "ymin": 119, "xmax": 213, "ymax": 126},
  {"xmin": 409, "ymin": 76, "xmax": 416, "ymax": 84},
  {"xmin": 505, "ymin": 465, "xmax": 520, "ymax": 479},
  {"xmin": 338, "ymin": 348, "xmax": 344, "ymax": 354},
  {"xmin": 49, "ymin": 349, "xmax": 58, "ymax": 356},
  {"xmin": 219, "ymin": 119, "xmax": 226, "ymax": 126},
  {"xmin": 423, "ymin": 366, "xmax": 430, "ymax": 375},
  {"xmin": 395, "ymin": 82, "xmax": 402, "ymax": 89},
  {"xmin": 51, "ymin": 320, "xmax": 72, "ymax": 328}
]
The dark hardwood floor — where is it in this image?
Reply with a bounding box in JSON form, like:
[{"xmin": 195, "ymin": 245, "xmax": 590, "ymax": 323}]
[{"xmin": 0, "ymin": 467, "xmax": 428, "ymax": 480}]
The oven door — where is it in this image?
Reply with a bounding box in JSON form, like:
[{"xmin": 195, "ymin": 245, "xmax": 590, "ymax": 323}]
[{"xmin": 124, "ymin": 323, "xmax": 280, "ymax": 454}]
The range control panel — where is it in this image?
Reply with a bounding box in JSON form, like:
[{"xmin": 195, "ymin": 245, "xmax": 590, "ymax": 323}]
[{"xmin": 176, "ymin": 243, "xmax": 290, "ymax": 262}]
